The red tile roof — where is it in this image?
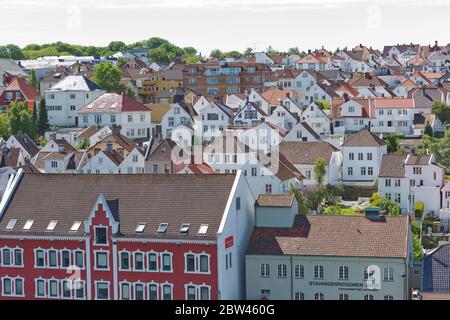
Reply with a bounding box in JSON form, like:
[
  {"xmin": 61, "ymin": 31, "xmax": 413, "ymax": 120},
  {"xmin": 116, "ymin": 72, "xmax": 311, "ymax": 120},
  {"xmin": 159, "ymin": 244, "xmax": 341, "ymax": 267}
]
[
  {"xmin": 78, "ymin": 93, "xmax": 150, "ymax": 113},
  {"xmin": 4, "ymin": 77, "xmax": 41, "ymax": 101}
]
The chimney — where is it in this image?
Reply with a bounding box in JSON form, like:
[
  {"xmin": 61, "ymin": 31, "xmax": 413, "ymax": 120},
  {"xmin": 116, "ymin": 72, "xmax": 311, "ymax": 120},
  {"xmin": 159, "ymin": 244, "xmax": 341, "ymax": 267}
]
[
  {"xmin": 435, "ymin": 40, "xmax": 438, "ymax": 47},
  {"xmin": 359, "ymin": 43, "xmax": 363, "ymax": 48},
  {"xmin": 308, "ymin": 49, "xmax": 311, "ymax": 55},
  {"xmin": 286, "ymin": 92, "xmax": 290, "ymax": 98},
  {"xmin": 364, "ymin": 72, "xmax": 371, "ymax": 79},
  {"xmin": 261, "ymin": 117, "xmax": 265, "ymax": 123},
  {"xmin": 51, "ymin": 133, "xmax": 57, "ymax": 141},
  {"xmin": 343, "ymin": 92, "xmax": 349, "ymax": 102},
  {"xmin": 410, "ymin": 147, "xmax": 416, "ymax": 156}
]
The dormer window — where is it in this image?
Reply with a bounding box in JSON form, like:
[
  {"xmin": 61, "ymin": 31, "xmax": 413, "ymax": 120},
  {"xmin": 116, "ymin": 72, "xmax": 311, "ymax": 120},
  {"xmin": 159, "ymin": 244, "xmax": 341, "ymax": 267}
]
[
  {"xmin": 179, "ymin": 223, "xmax": 190, "ymax": 233},
  {"xmin": 47, "ymin": 220, "xmax": 58, "ymax": 231},
  {"xmin": 23, "ymin": 220, "xmax": 34, "ymax": 230},
  {"xmin": 198, "ymin": 224, "xmax": 209, "ymax": 235},
  {"xmin": 135, "ymin": 223, "xmax": 146, "ymax": 233}
]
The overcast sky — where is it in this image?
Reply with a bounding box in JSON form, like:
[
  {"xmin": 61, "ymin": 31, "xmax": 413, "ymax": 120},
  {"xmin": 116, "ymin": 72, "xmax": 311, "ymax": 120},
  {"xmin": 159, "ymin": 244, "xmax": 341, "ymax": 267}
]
[{"xmin": 1, "ymin": 0, "xmax": 449, "ymax": 54}]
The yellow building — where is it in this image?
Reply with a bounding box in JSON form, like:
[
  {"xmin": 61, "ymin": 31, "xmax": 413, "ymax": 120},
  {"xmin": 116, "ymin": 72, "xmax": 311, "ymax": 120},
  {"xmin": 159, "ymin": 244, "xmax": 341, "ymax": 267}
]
[{"xmin": 142, "ymin": 69, "xmax": 183, "ymax": 103}]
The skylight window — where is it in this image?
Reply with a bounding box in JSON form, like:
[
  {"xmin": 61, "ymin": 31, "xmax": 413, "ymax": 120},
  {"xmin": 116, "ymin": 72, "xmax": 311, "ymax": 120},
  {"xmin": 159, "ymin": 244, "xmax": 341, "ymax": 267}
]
[
  {"xmin": 158, "ymin": 223, "xmax": 168, "ymax": 233},
  {"xmin": 6, "ymin": 219, "xmax": 17, "ymax": 230},
  {"xmin": 198, "ymin": 224, "xmax": 209, "ymax": 235},
  {"xmin": 179, "ymin": 223, "xmax": 190, "ymax": 233},
  {"xmin": 47, "ymin": 220, "xmax": 58, "ymax": 231},
  {"xmin": 70, "ymin": 221, "xmax": 82, "ymax": 231},
  {"xmin": 23, "ymin": 220, "xmax": 34, "ymax": 230},
  {"xmin": 135, "ymin": 223, "xmax": 146, "ymax": 233}
]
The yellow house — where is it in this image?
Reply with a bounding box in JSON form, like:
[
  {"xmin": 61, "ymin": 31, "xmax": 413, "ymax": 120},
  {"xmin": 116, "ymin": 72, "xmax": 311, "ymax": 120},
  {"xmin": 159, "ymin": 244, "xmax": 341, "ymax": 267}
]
[{"xmin": 142, "ymin": 69, "xmax": 183, "ymax": 103}]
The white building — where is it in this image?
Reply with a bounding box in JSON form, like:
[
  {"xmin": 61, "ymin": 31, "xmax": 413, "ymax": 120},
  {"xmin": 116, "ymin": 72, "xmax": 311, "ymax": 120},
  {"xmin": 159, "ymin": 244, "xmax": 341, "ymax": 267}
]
[
  {"xmin": 233, "ymin": 101, "xmax": 268, "ymax": 127},
  {"xmin": 332, "ymin": 99, "xmax": 372, "ymax": 134},
  {"xmin": 77, "ymin": 93, "xmax": 152, "ymax": 140},
  {"xmin": 160, "ymin": 102, "xmax": 196, "ymax": 138},
  {"xmin": 300, "ymin": 102, "xmax": 332, "ymax": 136},
  {"xmin": 378, "ymin": 153, "xmax": 445, "ymax": 215},
  {"xmin": 370, "ymin": 98, "xmax": 415, "ymax": 135},
  {"xmin": 45, "ymin": 75, "xmax": 105, "ymax": 127},
  {"xmin": 283, "ymin": 122, "xmax": 321, "ymax": 142},
  {"xmin": 279, "ymin": 141, "xmax": 342, "ymax": 186},
  {"xmin": 342, "ymin": 129, "xmax": 387, "ymax": 184},
  {"xmin": 79, "ymin": 148, "xmax": 145, "ymax": 174},
  {"xmin": 196, "ymin": 101, "xmax": 234, "ymax": 143}
]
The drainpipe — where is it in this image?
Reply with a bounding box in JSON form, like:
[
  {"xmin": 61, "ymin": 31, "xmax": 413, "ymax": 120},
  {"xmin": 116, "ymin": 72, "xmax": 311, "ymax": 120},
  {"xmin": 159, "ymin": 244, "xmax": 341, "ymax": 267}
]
[{"xmin": 290, "ymin": 255, "xmax": 294, "ymax": 300}]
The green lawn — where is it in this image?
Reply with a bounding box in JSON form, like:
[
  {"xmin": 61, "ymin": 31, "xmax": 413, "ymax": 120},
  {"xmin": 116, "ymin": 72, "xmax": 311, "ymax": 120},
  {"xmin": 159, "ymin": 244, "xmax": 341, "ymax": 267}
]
[{"xmin": 323, "ymin": 204, "xmax": 363, "ymax": 216}]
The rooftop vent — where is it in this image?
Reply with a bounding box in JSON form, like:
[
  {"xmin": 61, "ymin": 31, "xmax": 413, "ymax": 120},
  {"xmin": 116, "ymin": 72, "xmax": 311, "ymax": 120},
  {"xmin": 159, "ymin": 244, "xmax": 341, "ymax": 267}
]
[
  {"xmin": 158, "ymin": 223, "xmax": 168, "ymax": 233},
  {"xmin": 5, "ymin": 219, "xmax": 17, "ymax": 230},
  {"xmin": 135, "ymin": 222, "xmax": 146, "ymax": 233},
  {"xmin": 47, "ymin": 220, "xmax": 58, "ymax": 231},
  {"xmin": 23, "ymin": 220, "xmax": 34, "ymax": 230},
  {"xmin": 70, "ymin": 221, "xmax": 82, "ymax": 231},
  {"xmin": 179, "ymin": 223, "xmax": 190, "ymax": 233}
]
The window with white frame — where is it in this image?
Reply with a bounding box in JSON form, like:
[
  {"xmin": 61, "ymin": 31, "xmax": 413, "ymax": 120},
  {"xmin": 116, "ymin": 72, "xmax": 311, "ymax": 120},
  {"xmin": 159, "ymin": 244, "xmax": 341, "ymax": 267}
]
[
  {"xmin": 184, "ymin": 252, "xmax": 210, "ymax": 274},
  {"xmin": 95, "ymin": 282, "xmax": 110, "ymax": 300},
  {"xmin": 315, "ymin": 292, "xmax": 324, "ymax": 300},
  {"xmin": 294, "ymin": 264, "xmax": 304, "ymax": 278},
  {"xmin": 339, "ymin": 266, "xmax": 349, "ymax": 280},
  {"xmin": 148, "ymin": 252, "xmax": 158, "ymax": 271},
  {"xmin": 2, "ymin": 277, "xmax": 24, "ymax": 297},
  {"xmin": 75, "ymin": 280, "xmax": 85, "ymax": 299},
  {"xmin": 133, "ymin": 252, "xmax": 144, "ymax": 271},
  {"xmin": 48, "ymin": 279, "xmax": 59, "ymax": 298},
  {"xmin": 120, "ymin": 282, "xmax": 130, "ymax": 300},
  {"xmin": 120, "ymin": 251, "xmax": 130, "ymax": 270},
  {"xmin": 61, "ymin": 250, "xmax": 71, "ymax": 268},
  {"xmin": 339, "ymin": 293, "xmax": 349, "ymax": 300},
  {"xmin": 35, "ymin": 249, "xmax": 45, "ymax": 267},
  {"xmin": 161, "ymin": 283, "xmax": 173, "ymax": 300},
  {"xmin": 260, "ymin": 263, "xmax": 270, "ymax": 278},
  {"xmin": 314, "ymin": 265, "xmax": 324, "ymax": 279},
  {"xmin": 95, "ymin": 251, "xmax": 109, "ymax": 270},
  {"xmin": 294, "ymin": 292, "xmax": 304, "ymax": 300},
  {"xmin": 48, "ymin": 249, "xmax": 58, "ymax": 268},
  {"xmin": 94, "ymin": 226, "xmax": 108, "ymax": 245},
  {"xmin": 35, "ymin": 278, "xmax": 46, "ymax": 298},
  {"xmin": 74, "ymin": 250, "xmax": 84, "ymax": 268},
  {"xmin": 161, "ymin": 252, "xmax": 173, "ymax": 272},
  {"xmin": 148, "ymin": 283, "xmax": 158, "ymax": 300},
  {"xmin": 134, "ymin": 283, "xmax": 145, "ymax": 300},
  {"xmin": 277, "ymin": 264, "xmax": 287, "ymax": 278},
  {"xmin": 364, "ymin": 294, "xmax": 374, "ymax": 300},
  {"xmin": 383, "ymin": 266, "xmax": 394, "ymax": 281}
]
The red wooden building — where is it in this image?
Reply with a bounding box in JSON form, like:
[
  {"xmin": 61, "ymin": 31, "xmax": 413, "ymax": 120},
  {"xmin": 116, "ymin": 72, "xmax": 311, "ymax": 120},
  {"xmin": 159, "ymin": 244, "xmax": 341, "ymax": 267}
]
[
  {"xmin": 0, "ymin": 171, "xmax": 254, "ymax": 300},
  {"xmin": 0, "ymin": 77, "xmax": 41, "ymax": 111}
]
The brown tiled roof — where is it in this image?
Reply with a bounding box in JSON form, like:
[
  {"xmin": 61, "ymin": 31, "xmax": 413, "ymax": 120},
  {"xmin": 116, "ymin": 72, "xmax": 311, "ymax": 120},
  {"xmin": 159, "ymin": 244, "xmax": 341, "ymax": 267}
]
[
  {"xmin": 146, "ymin": 138, "xmax": 177, "ymax": 162},
  {"xmin": 261, "ymin": 89, "xmax": 295, "ymax": 106},
  {"xmin": 255, "ymin": 194, "xmax": 294, "ymax": 207},
  {"xmin": 247, "ymin": 215, "xmax": 410, "ymax": 258},
  {"xmin": 3, "ymin": 77, "xmax": 41, "ymax": 101},
  {"xmin": 0, "ymin": 173, "xmax": 237, "ymax": 239},
  {"xmin": 258, "ymin": 152, "xmax": 304, "ymax": 182},
  {"xmin": 406, "ymin": 155, "xmax": 432, "ymax": 165},
  {"xmin": 76, "ymin": 125, "xmax": 102, "ymax": 140},
  {"xmin": 379, "ymin": 154, "xmax": 407, "ymax": 178},
  {"xmin": 12, "ymin": 133, "xmax": 40, "ymax": 157},
  {"xmin": 348, "ymin": 74, "xmax": 387, "ymax": 87},
  {"xmin": 103, "ymin": 150, "xmax": 124, "ymax": 166},
  {"xmin": 343, "ymin": 129, "xmax": 385, "ymax": 147},
  {"xmin": 0, "ymin": 147, "xmax": 21, "ymax": 167},
  {"xmin": 279, "ymin": 141, "xmax": 338, "ymax": 164},
  {"xmin": 54, "ymin": 138, "xmax": 76, "ymax": 153}
]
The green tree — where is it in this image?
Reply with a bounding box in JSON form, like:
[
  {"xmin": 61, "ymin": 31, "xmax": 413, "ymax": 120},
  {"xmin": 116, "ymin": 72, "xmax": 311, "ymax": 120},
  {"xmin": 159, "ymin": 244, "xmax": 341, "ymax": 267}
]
[
  {"xmin": 305, "ymin": 187, "xmax": 326, "ymax": 213},
  {"xmin": 288, "ymin": 185, "xmax": 308, "ymax": 215},
  {"xmin": 107, "ymin": 41, "xmax": 127, "ymax": 53},
  {"xmin": 149, "ymin": 43, "xmax": 184, "ymax": 63},
  {"xmin": 424, "ymin": 122, "xmax": 433, "ymax": 136},
  {"xmin": 146, "ymin": 37, "xmax": 169, "ymax": 49},
  {"xmin": 37, "ymin": 99, "xmax": 49, "ymax": 136},
  {"xmin": 413, "ymin": 234, "xmax": 423, "ymax": 262},
  {"xmin": 243, "ymin": 47, "xmax": 253, "ymax": 56},
  {"xmin": 313, "ymin": 158, "xmax": 327, "ymax": 186},
  {"xmin": 5, "ymin": 44, "xmax": 25, "ymax": 60},
  {"xmin": 75, "ymin": 138, "xmax": 90, "ymax": 150},
  {"xmin": 31, "ymin": 101, "xmax": 38, "ymax": 139},
  {"xmin": 117, "ymin": 57, "xmax": 128, "ymax": 68},
  {"xmin": 7, "ymin": 101, "xmax": 34, "ymax": 137},
  {"xmin": 183, "ymin": 47, "xmax": 197, "ymax": 55},
  {"xmin": 28, "ymin": 69, "xmax": 38, "ymax": 89},
  {"xmin": 410, "ymin": 220, "xmax": 421, "ymax": 237},
  {"xmin": 209, "ymin": 49, "xmax": 223, "ymax": 59},
  {"xmin": 386, "ymin": 133, "xmax": 400, "ymax": 153},
  {"xmin": 314, "ymin": 100, "xmax": 330, "ymax": 110},
  {"xmin": 223, "ymin": 51, "xmax": 242, "ymax": 59},
  {"xmin": 92, "ymin": 62, "xmax": 123, "ymax": 92},
  {"xmin": 185, "ymin": 55, "xmax": 201, "ymax": 64},
  {"xmin": 288, "ymin": 47, "xmax": 300, "ymax": 55},
  {"xmin": 423, "ymin": 128, "xmax": 450, "ymax": 169},
  {"xmin": 431, "ymin": 101, "xmax": 450, "ymax": 125},
  {"xmin": 0, "ymin": 113, "xmax": 10, "ymax": 139}
]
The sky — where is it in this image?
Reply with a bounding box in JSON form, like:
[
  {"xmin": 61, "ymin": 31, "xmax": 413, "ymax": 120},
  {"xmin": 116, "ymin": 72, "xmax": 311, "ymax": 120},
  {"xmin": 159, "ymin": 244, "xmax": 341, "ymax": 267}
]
[{"xmin": 0, "ymin": 0, "xmax": 449, "ymax": 54}]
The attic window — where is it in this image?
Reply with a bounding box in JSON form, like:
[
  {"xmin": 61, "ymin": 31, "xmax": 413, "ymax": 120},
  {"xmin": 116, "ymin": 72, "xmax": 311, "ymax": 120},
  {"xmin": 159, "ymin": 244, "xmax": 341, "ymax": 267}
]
[
  {"xmin": 179, "ymin": 223, "xmax": 190, "ymax": 233},
  {"xmin": 198, "ymin": 224, "xmax": 209, "ymax": 235},
  {"xmin": 158, "ymin": 223, "xmax": 168, "ymax": 233},
  {"xmin": 5, "ymin": 219, "xmax": 17, "ymax": 230},
  {"xmin": 47, "ymin": 220, "xmax": 58, "ymax": 231},
  {"xmin": 135, "ymin": 223, "xmax": 146, "ymax": 233},
  {"xmin": 70, "ymin": 221, "xmax": 82, "ymax": 231},
  {"xmin": 23, "ymin": 220, "xmax": 34, "ymax": 230}
]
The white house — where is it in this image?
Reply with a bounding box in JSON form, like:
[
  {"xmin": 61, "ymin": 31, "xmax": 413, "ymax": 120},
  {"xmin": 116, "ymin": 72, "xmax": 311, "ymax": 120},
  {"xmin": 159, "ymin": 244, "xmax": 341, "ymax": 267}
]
[
  {"xmin": 439, "ymin": 182, "xmax": 450, "ymax": 232},
  {"xmin": 160, "ymin": 102, "xmax": 197, "ymax": 138},
  {"xmin": 80, "ymin": 147, "xmax": 145, "ymax": 174},
  {"xmin": 196, "ymin": 101, "xmax": 234, "ymax": 143},
  {"xmin": 6, "ymin": 133, "xmax": 40, "ymax": 161},
  {"xmin": 378, "ymin": 153, "xmax": 445, "ymax": 215},
  {"xmin": 45, "ymin": 75, "xmax": 105, "ymax": 127},
  {"xmin": 77, "ymin": 93, "xmax": 152, "ymax": 139},
  {"xmin": 233, "ymin": 101, "xmax": 268, "ymax": 127},
  {"xmin": 279, "ymin": 141, "xmax": 342, "ymax": 186},
  {"xmin": 300, "ymin": 102, "xmax": 332, "ymax": 136},
  {"xmin": 332, "ymin": 98, "xmax": 373, "ymax": 134},
  {"xmin": 370, "ymin": 98, "xmax": 415, "ymax": 135},
  {"xmin": 267, "ymin": 104, "xmax": 298, "ymax": 131},
  {"xmin": 342, "ymin": 129, "xmax": 387, "ymax": 184},
  {"xmin": 283, "ymin": 122, "xmax": 321, "ymax": 142}
]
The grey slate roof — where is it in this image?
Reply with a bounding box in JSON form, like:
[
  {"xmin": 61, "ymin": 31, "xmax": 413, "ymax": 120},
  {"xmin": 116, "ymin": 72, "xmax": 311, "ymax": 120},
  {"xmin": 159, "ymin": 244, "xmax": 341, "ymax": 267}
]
[
  {"xmin": 49, "ymin": 75, "xmax": 101, "ymax": 92},
  {"xmin": 422, "ymin": 244, "xmax": 450, "ymax": 293}
]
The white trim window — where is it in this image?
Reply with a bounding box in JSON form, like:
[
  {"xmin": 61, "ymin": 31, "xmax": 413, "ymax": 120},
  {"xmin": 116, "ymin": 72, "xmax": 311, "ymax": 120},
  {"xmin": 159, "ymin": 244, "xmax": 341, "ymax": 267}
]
[
  {"xmin": 94, "ymin": 251, "xmax": 109, "ymax": 270},
  {"xmin": 120, "ymin": 282, "xmax": 131, "ymax": 300},
  {"xmin": 74, "ymin": 250, "xmax": 85, "ymax": 269},
  {"xmin": 61, "ymin": 250, "xmax": 71, "ymax": 269},
  {"xmin": 1, "ymin": 247, "xmax": 23, "ymax": 267},
  {"xmin": 119, "ymin": 251, "xmax": 130, "ymax": 271},
  {"xmin": 161, "ymin": 252, "xmax": 173, "ymax": 273},
  {"xmin": 61, "ymin": 279, "xmax": 72, "ymax": 299},
  {"xmin": 339, "ymin": 293, "xmax": 349, "ymax": 300},
  {"xmin": 47, "ymin": 249, "xmax": 58, "ymax": 269},
  {"xmin": 34, "ymin": 248, "xmax": 46, "ymax": 268},
  {"xmin": 364, "ymin": 294, "xmax": 374, "ymax": 300},
  {"xmin": 339, "ymin": 265, "xmax": 349, "ymax": 280},
  {"xmin": 185, "ymin": 283, "xmax": 211, "ymax": 300},
  {"xmin": 48, "ymin": 278, "xmax": 59, "ymax": 298},
  {"xmin": 161, "ymin": 282, "xmax": 173, "ymax": 300},
  {"xmin": 184, "ymin": 252, "xmax": 210, "ymax": 274},
  {"xmin": 384, "ymin": 294, "xmax": 394, "ymax": 300},
  {"xmin": 74, "ymin": 280, "xmax": 86, "ymax": 300},
  {"xmin": 277, "ymin": 264, "xmax": 287, "ymax": 278},
  {"xmin": 133, "ymin": 251, "xmax": 145, "ymax": 271},
  {"xmin": 294, "ymin": 264, "xmax": 304, "ymax": 279},
  {"xmin": 147, "ymin": 251, "xmax": 159, "ymax": 272},
  {"xmin": 314, "ymin": 265, "xmax": 324, "ymax": 279},
  {"xmin": 294, "ymin": 292, "xmax": 304, "ymax": 300},
  {"xmin": 134, "ymin": 282, "xmax": 145, "ymax": 300},
  {"xmin": 260, "ymin": 263, "xmax": 270, "ymax": 278},
  {"xmin": 148, "ymin": 282, "xmax": 159, "ymax": 300},
  {"xmin": 383, "ymin": 266, "xmax": 394, "ymax": 282},
  {"xmin": 314, "ymin": 292, "xmax": 324, "ymax": 300},
  {"xmin": 95, "ymin": 281, "xmax": 110, "ymax": 300},
  {"xmin": 35, "ymin": 278, "xmax": 46, "ymax": 298},
  {"xmin": 94, "ymin": 226, "xmax": 108, "ymax": 245},
  {"xmin": 2, "ymin": 276, "xmax": 24, "ymax": 297}
]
